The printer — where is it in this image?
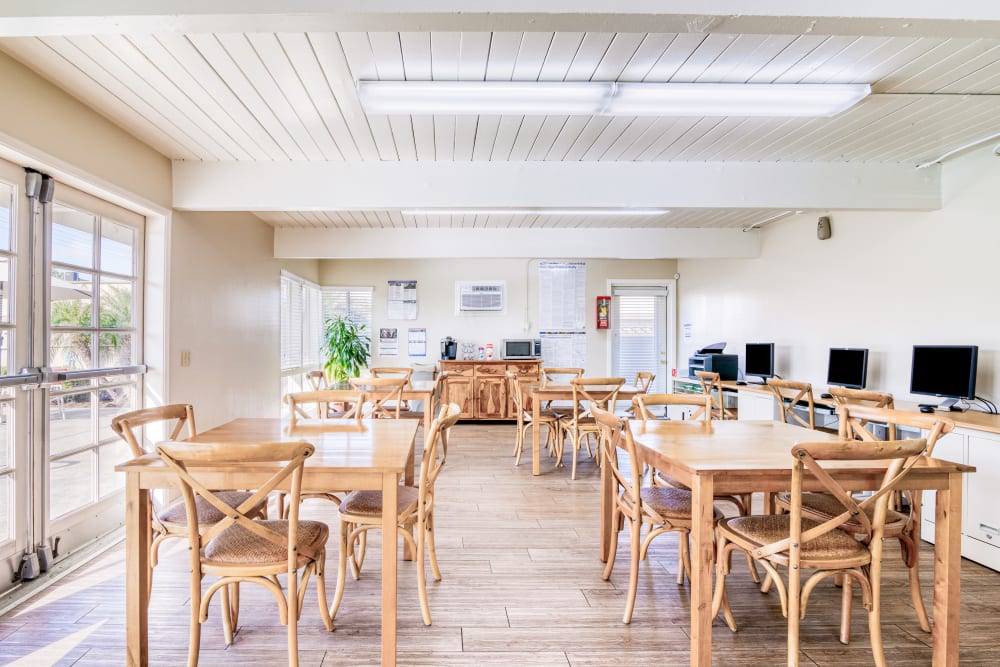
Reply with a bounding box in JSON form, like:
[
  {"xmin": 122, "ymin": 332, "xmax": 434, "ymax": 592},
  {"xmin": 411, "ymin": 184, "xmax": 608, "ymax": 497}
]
[{"xmin": 687, "ymin": 342, "xmax": 739, "ymax": 381}]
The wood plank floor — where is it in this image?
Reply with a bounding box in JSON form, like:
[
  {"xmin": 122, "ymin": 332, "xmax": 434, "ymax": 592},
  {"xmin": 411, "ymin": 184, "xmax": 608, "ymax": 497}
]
[{"xmin": 2, "ymin": 421, "xmax": 1000, "ymax": 665}]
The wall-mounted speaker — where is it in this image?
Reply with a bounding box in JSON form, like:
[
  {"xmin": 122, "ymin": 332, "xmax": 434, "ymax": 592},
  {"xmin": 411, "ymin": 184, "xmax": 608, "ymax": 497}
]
[{"xmin": 817, "ymin": 216, "xmax": 832, "ymax": 240}]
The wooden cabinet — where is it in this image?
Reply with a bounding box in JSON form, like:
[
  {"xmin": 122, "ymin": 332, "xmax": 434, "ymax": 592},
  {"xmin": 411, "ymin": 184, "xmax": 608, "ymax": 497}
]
[{"xmin": 440, "ymin": 360, "xmax": 541, "ymax": 420}]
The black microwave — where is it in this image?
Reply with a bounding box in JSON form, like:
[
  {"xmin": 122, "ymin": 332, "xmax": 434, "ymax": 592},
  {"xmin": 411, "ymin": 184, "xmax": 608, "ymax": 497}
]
[{"xmin": 502, "ymin": 338, "xmax": 542, "ymax": 360}]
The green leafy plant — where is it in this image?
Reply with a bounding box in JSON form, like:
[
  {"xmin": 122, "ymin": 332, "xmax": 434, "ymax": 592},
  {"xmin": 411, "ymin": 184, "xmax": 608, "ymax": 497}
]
[{"xmin": 322, "ymin": 315, "xmax": 371, "ymax": 385}]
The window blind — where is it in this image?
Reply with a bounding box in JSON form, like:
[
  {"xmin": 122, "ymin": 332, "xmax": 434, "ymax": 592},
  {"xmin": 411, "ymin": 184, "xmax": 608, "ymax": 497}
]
[{"xmin": 322, "ymin": 286, "xmax": 373, "ymax": 333}]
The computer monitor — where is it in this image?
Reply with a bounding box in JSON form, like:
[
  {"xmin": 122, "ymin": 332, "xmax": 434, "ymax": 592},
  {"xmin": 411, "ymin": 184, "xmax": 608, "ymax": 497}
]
[
  {"xmin": 744, "ymin": 343, "xmax": 775, "ymax": 380},
  {"xmin": 909, "ymin": 345, "xmax": 978, "ymax": 410},
  {"xmin": 826, "ymin": 348, "xmax": 869, "ymax": 389}
]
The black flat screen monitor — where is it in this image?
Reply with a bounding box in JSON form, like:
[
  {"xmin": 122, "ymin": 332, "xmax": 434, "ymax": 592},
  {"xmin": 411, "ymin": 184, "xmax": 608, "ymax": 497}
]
[
  {"xmin": 744, "ymin": 343, "xmax": 775, "ymax": 379},
  {"xmin": 826, "ymin": 348, "xmax": 869, "ymax": 389},
  {"xmin": 909, "ymin": 345, "xmax": 978, "ymax": 409}
]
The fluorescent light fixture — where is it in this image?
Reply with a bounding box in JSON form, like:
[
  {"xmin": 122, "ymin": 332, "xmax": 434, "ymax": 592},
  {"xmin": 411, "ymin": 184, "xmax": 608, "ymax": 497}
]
[
  {"xmin": 358, "ymin": 81, "xmax": 871, "ymax": 117},
  {"xmin": 401, "ymin": 208, "xmax": 669, "ymax": 216}
]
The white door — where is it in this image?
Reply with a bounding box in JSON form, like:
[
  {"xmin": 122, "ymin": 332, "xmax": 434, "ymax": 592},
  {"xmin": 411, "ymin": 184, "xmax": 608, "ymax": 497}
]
[{"xmin": 609, "ymin": 284, "xmax": 670, "ymax": 393}]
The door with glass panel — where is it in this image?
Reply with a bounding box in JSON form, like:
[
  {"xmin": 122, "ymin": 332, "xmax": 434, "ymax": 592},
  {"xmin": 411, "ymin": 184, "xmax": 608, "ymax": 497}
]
[
  {"xmin": 0, "ymin": 160, "xmax": 144, "ymax": 591},
  {"xmin": 610, "ymin": 285, "xmax": 669, "ymax": 394}
]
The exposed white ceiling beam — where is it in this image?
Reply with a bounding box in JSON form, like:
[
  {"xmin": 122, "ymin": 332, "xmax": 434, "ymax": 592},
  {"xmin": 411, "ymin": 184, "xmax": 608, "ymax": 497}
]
[
  {"xmin": 173, "ymin": 161, "xmax": 940, "ymax": 212},
  {"xmin": 274, "ymin": 227, "xmax": 760, "ymax": 260},
  {"xmin": 1, "ymin": 2, "xmax": 998, "ymax": 37}
]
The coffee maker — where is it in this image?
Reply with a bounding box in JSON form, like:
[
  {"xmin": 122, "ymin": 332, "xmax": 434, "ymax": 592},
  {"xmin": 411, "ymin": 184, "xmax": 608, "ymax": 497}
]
[{"xmin": 440, "ymin": 336, "xmax": 457, "ymax": 360}]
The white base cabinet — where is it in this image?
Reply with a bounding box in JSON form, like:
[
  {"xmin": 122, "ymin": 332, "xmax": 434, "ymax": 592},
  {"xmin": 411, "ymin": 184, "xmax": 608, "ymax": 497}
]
[
  {"xmin": 922, "ymin": 427, "xmax": 1000, "ymax": 572},
  {"xmin": 737, "ymin": 389, "xmax": 775, "ymax": 421}
]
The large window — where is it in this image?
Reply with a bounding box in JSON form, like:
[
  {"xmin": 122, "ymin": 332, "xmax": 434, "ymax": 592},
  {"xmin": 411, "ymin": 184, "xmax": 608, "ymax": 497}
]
[
  {"xmin": 0, "ymin": 178, "xmax": 15, "ymax": 546},
  {"xmin": 322, "ymin": 286, "xmax": 373, "ymax": 333},
  {"xmin": 48, "ymin": 202, "xmax": 140, "ymax": 520},
  {"xmin": 280, "ymin": 273, "xmax": 324, "ymax": 400}
]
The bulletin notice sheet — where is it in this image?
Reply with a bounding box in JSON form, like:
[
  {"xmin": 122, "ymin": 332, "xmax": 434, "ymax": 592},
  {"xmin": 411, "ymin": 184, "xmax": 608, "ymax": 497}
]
[{"xmin": 387, "ymin": 280, "xmax": 417, "ymax": 320}]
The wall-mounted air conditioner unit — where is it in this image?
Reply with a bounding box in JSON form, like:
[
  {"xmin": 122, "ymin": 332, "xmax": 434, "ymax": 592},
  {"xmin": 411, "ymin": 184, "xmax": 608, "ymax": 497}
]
[{"xmin": 456, "ymin": 281, "xmax": 505, "ymax": 313}]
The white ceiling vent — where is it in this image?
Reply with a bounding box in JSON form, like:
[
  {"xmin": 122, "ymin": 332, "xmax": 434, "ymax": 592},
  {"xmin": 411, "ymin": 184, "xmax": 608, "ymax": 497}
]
[{"xmin": 456, "ymin": 281, "xmax": 505, "ymax": 313}]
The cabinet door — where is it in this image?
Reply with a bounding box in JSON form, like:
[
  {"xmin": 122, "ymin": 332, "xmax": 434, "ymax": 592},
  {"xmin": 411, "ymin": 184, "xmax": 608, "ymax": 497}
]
[
  {"xmin": 966, "ymin": 432, "xmax": 1000, "ymax": 549},
  {"xmin": 737, "ymin": 390, "xmax": 775, "ymax": 421},
  {"xmin": 475, "ymin": 376, "xmax": 507, "ymax": 419},
  {"xmin": 922, "ymin": 430, "xmax": 966, "ymax": 536},
  {"xmin": 446, "ymin": 376, "xmax": 475, "ymax": 419},
  {"xmin": 506, "ymin": 363, "xmax": 539, "ymax": 417}
]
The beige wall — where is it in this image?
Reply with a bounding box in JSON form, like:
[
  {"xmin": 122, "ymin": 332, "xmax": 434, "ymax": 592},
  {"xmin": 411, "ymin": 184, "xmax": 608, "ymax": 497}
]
[
  {"xmin": 320, "ymin": 258, "xmax": 677, "ymax": 374},
  {"xmin": 169, "ymin": 211, "xmax": 318, "ymax": 429},
  {"xmin": 677, "ymin": 146, "xmax": 1000, "ymax": 403}
]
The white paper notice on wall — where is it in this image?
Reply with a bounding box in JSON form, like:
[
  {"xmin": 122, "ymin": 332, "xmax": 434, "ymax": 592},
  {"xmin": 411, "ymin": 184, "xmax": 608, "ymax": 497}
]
[
  {"xmin": 387, "ymin": 280, "xmax": 417, "ymax": 320},
  {"xmin": 682, "ymin": 323, "xmax": 693, "ymax": 343},
  {"xmin": 379, "ymin": 327, "xmax": 399, "ymax": 356},
  {"xmin": 540, "ymin": 331, "xmax": 587, "ymax": 368},
  {"xmin": 538, "ymin": 261, "xmax": 586, "ymax": 330},
  {"xmin": 408, "ymin": 328, "xmax": 426, "ymax": 357}
]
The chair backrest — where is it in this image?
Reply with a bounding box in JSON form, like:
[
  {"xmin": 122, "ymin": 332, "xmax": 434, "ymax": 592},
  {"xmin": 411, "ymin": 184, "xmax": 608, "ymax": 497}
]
[
  {"xmin": 111, "ymin": 404, "xmax": 197, "ymax": 458},
  {"xmin": 694, "ymin": 370, "xmax": 733, "ymax": 419},
  {"xmin": 284, "ymin": 388, "xmax": 364, "ymax": 429},
  {"xmin": 425, "ymin": 370, "xmax": 450, "ymax": 417},
  {"xmin": 766, "ymin": 378, "xmax": 815, "ymax": 429},
  {"xmin": 592, "ymin": 406, "xmax": 642, "ymax": 519},
  {"xmin": 541, "ymin": 367, "xmax": 584, "ymax": 386},
  {"xmin": 506, "ymin": 371, "xmax": 526, "ymax": 426},
  {"xmin": 634, "ymin": 371, "xmax": 655, "ymax": 392},
  {"xmin": 569, "ymin": 377, "xmax": 626, "ymax": 420},
  {"xmin": 829, "ymin": 386, "xmax": 894, "ymax": 410},
  {"xmin": 369, "ymin": 366, "xmax": 414, "ymax": 385},
  {"xmin": 156, "ymin": 440, "xmax": 317, "ymax": 571},
  {"xmin": 777, "ymin": 438, "xmax": 927, "ymax": 567},
  {"xmin": 633, "ymin": 393, "xmax": 712, "ymax": 423},
  {"xmin": 417, "ymin": 404, "xmax": 462, "ymax": 520},
  {"xmin": 349, "ymin": 376, "xmax": 407, "ymax": 418},
  {"xmin": 305, "ymin": 370, "xmax": 328, "ymax": 391},
  {"xmin": 836, "ymin": 404, "xmax": 955, "ymax": 455}
]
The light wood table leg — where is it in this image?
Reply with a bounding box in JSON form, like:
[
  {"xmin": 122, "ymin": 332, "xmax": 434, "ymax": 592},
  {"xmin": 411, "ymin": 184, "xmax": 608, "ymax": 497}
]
[
  {"xmin": 381, "ymin": 472, "xmax": 399, "ymax": 667},
  {"xmin": 689, "ymin": 473, "xmax": 715, "ymax": 667},
  {"xmin": 126, "ymin": 473, "xmax": 150, "ymax": 666},
  {"xmin": 932, "ymin": 472, "xmax": 962, "ymax": 666},
  {"xmin": 532, "ymin": 397, "xmax": 541, "ymax": 476}
]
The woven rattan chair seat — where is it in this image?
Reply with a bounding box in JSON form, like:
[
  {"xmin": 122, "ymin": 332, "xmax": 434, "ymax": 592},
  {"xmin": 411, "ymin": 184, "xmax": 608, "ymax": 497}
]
[
  {"xmin": 159, "ymin": 491, "xmax": 262, "ymax": 525},
  {"xmin": 719, "ymin": 515, "xmax": 869, "ymax": 563},
  {"xmin": 340, "ymin": 486, "xmax": 419, "ymax": 518},
  {"xmin": 776, "ymin": 491, "xmax": 908, "ymax": 534},
  {"xmin": 203, "ymin": 520, "xmax": 328, "ymax": 565},
  {"xmin": 640, "ymin": 487, "xmax": 724, "ymax": 521}
]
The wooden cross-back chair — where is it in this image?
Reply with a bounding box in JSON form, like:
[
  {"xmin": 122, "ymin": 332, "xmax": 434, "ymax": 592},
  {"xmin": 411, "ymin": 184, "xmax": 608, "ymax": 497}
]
[
  {"xmin": 712, "ymin": 438, "xmax": 928, "ymax": 667},
  {"xmin": 766, "ymin": 378, "xmax": 816, "ymax": 429},
  {"xmin": 304, "ymin": 370, "xmax": 327, "ymax": 391},
  {"xmin": 110, "ymin": 405, "xmax": 267, "ymax": 610},
  {"xmin": 348, "ymin": 376, "xmax": 407, "ymax": 419},
  {"xmin": 284, "ymin": 388, "xmax": 364, "ymax": 429},
  {"xmin": 558, "ymin": 377, "xmax": 625, "ymax": 480},
  {"xmin": 540, "ymin": 366, "xmax": 584, "ymax": 414},
  {"xmin": 633, "ymin": 371, "xmax": 655, "ymax": 393},
  {"xmin": 369, "ymin": 367, "xmax": 414, "ymax": 411},
  {"xmin": 787, "ymin": 404, "xmax": 955, "ymax": 639},
  {"xmin": 156, "ymin": 440, "xmax": 333, "ymax": 667},
  {"xmin": 332, "ymin": 404, "xmax": 462, "ymax": 626},
  {"xmin": 593, "ymin": 406, "xmax": 721, "ymax": 624},
  {"xmin": 829, "ymin": 386, "xmax": 894, "ymax": 411},
  {"xmin": 694, "ymin": 371, "xmax": 734, "ymax": 420},
  {"xmin": 507, "ymin": 370, "xmax": 561, "ymax": 466}
]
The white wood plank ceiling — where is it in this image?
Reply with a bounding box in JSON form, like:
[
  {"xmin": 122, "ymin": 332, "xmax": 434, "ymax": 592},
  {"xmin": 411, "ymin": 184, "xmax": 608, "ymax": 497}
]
[{"xmin": 1, "ymin": 3, "xmax": 998, "ymax": 232}]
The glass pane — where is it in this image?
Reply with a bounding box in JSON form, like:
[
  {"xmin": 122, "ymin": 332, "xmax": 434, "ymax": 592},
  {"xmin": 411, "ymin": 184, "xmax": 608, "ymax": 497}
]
[
  {"xmin": 99, "ymin": 278, "xmax": 132, "ymax": 328},
  {"xmin": 0, "ymin": 401, "xmax": 11, "ymax": 469},
  {"xmin": 98, "ymin": 440, "xmax": 130, "ymax": 497},
  {"xmin": 50, "ymin": 391, "xmax": 93, "ymax": 456},
  {"xmin": 0, "ymin": 474, "xmax": 11, "ymax": 543},
  {"xmin": 0, "ymin": 256, "xmax": 11, "ymax": 324},
  {"xmin": 98, "ymin": 384, "xmax": 134, "ymax": 442},
  {"xmin": 0, "ymin": 181, "xmax": 12, "ymax": 252},
  {"xmin": 99, "ymin": 332, "xmax": 133, "ymax": 368},
  {"xmin": 50, "ymin": 450, "xmax": 96, "ymax": 519},
  {"xmin": 51, "ymin": 269, "xmax": 93, "ymax": 327},
  {"xmin": 50, "ymin": 331, "xmax": 94, "ymax": 372},
  {"xmin": 51, "ymin": 204, "xmax": 95, "ymax": 268},
  {"xmin": 101, "ymin": 220, "xmax": 135, "ymax": 276},
  {"xmin": 0, "ymin": 329, "xmax": 10, "ymax": 377}
]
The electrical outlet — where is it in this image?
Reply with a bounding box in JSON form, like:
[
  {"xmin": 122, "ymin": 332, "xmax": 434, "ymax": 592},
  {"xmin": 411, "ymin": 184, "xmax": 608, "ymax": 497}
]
[{"xmin": 180, "ymin": 350, "xmax": 191, "ymax": 367}]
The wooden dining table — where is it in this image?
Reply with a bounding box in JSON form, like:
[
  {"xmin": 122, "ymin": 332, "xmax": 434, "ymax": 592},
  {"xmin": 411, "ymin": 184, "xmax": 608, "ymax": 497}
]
[
  {"xmin": 528, "ymin": 383, "xmax": 643, "ymax": 475},
  {"xmin": 603, "ymin": 418, "xmax": 974, "ymax": 666},
  {"xmin": 117, "ymin": 417, "xmax": 420, "ymax": 667}
]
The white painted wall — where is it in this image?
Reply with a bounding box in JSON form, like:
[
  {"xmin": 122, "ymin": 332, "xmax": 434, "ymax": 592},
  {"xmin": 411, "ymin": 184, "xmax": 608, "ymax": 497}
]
[
  {"xmin": 169, "ymin": 211, "xmax": 319, "ymax": 429},
  {"xmin": 319, "ymin": 257, "xmax": 677, "ymax": 374},
  {"xmin": 677, "ymin": 146, "xmax": 1000, "ymax": 404}
]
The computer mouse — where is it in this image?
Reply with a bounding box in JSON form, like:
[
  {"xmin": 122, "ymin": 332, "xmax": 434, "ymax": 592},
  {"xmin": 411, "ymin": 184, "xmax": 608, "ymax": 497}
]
[
  {"xmin": 736, "ymin": 381, "xmax": 747, "ymax": 386},
  {"xmin": 919, "ymin": 405, "xmax": 934, "ymax": 413},
  {"xmin": 820, "ymin": 393, "xmax": 832, "ymax": 399}
]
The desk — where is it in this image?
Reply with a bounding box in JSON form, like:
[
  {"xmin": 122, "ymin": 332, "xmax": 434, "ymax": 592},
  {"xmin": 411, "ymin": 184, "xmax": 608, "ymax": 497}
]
[
  {"xmin": 603, "ymin": 418, "xmax": 973, "ymax": 666},
  {"xmin": 528, "ymin": 384, "xmax": 643, "ymax": 476},
  {"xmin": 117, "ymin": 418, "xmax": 419, "ymax": 667}
]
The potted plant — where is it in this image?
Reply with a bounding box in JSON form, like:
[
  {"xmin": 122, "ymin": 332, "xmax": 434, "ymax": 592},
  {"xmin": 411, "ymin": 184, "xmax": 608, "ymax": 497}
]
[{"xmin": 322, "ymin": 314, "xmax": 371, "ymax": 387}]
